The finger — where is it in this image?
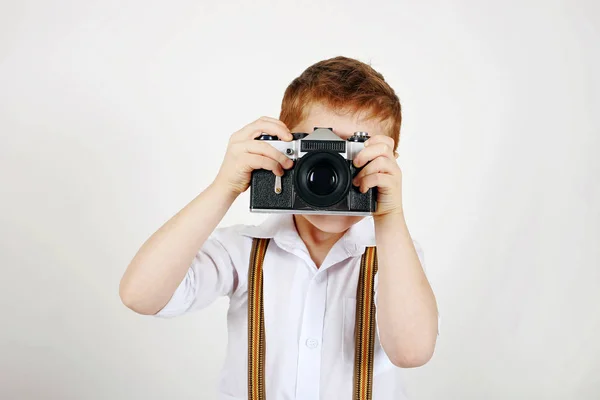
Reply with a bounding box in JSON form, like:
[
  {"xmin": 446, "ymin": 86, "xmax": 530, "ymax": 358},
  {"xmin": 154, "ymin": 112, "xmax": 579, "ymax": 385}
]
[
  {"xmin": 233, "ymin": 118, "xmax": 292, "ymax": 141},
  {"xmin": 358, "ymin": 172, "xmax": 395, "ymax": 193},
  {"xmin": 365, "ymin": 135, "xmax": 398, "ymax": 158},
  {"xmin": 232, "ymin": 118, "xmax": 293, "ymax": 142},
  {"xmin": 353, "ymin": 142, "xmax": 395, "ymax": 168},
  {"xmin": 244, "ymin": 140, "xmax": 294, "ymax": 169},
  {"xmin": 242, "ymin": 154, "xmax": 284, "ymax": 176},
  {"xmin": 364, "ymin": 135, "xmax": 395, "ymax": 149},
  {"xmin": 257, "ymin": 115, "xmax": 290, "ymax": 130},
  {"xmin": 352, "ymin": 157, "xmax": 396, "ymax": 184}
]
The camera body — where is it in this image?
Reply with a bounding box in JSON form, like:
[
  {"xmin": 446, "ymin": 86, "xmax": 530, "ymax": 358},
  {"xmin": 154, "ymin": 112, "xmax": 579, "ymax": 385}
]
[{"xmin": 249, "ymin": 127, "xmax": 377, "ymax": 216}]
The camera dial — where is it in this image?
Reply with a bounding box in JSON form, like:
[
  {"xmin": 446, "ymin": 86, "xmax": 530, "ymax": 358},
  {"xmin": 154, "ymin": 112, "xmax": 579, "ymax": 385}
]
[
  {"xmin": 256, "ymin": 134, "xmax": 280, "ymax": 141},
  {"xmin": 347, "ymin": 131, "xmax": 370, "ymax": 142}
]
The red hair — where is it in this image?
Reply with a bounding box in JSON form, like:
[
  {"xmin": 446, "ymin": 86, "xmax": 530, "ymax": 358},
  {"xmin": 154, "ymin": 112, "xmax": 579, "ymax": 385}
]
[{"xmin": 279, "ymin": 56, "xmax": 402, "ymax": 150}]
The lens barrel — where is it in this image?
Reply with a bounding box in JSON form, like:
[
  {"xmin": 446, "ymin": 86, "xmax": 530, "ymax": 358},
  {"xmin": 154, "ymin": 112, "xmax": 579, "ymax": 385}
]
[{"xmin": 294, "ymin": 151, "xmax": 350, "ymax": 208}]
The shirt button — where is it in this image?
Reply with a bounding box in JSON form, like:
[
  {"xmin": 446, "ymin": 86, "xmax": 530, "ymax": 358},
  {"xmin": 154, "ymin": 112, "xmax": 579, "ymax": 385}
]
[{"xmin": 305, "ymin": 338, "xmax": 319, "ymax": 349}]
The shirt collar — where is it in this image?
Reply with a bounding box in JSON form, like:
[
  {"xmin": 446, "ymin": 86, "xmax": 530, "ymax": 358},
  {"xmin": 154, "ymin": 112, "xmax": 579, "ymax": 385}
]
[{"xmin": 239, "ymin": 213, "xmax": 376, "ymax": 257}]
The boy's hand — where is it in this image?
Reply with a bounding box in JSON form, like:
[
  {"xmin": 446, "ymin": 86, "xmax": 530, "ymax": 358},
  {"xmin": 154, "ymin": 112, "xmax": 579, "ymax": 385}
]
[
  {"xmin": 214, "ymin": 116, "xmax": 294, "ymax": 196},
  {"xmin": 351, "ymin": 135, "xmax": 404, "ymax": 217}
]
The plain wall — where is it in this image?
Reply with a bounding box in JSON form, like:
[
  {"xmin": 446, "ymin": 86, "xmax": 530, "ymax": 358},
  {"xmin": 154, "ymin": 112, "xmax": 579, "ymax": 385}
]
[{"xmin": 1, "ymin": 0, "xmax": 599, "ymax": 399}]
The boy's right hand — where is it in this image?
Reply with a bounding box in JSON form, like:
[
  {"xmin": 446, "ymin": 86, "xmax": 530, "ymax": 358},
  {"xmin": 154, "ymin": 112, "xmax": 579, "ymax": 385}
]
[{"xmin": 214, "ymin": 116, "xmax": 295, "ymax": 196}]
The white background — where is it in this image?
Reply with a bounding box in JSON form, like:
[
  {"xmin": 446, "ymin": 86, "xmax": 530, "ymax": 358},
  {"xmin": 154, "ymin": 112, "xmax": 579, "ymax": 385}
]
[{"xmin": 1, "ymin": 1, "xmax": 599, "ymax": 399}]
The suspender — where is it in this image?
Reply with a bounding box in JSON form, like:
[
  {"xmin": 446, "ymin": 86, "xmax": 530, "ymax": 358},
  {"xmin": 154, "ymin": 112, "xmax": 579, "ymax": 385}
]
[
  {"xmin": 353, "ymin": 242, "xmax": 378, "ymax": 400},
  {"xmin": 247, "ymin": 237, "xmax": 378, "ymax": 400},
  {"xmin": 248, "ymin": 238, "xmax": 269, "ymax": 400}
]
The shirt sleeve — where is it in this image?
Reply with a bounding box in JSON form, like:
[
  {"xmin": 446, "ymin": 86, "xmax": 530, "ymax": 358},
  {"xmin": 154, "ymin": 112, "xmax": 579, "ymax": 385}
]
[
  {"xmin": 154, "ymin": 228, "xmax": 239, "ymax": 318},
  {"xmin": 373, "ymin": 239, "xmax": 441, "ymax": 336}
]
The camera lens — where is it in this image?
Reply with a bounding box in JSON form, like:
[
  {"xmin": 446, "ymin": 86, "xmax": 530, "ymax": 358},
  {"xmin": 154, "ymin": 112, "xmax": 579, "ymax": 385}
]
[
  {"xmin": 293, "ymin": 151, "xmax": 350, "ymax": 208},
  {"xmin": 307, "ymin": 165, "xmax": 338, "ymax": 196}
]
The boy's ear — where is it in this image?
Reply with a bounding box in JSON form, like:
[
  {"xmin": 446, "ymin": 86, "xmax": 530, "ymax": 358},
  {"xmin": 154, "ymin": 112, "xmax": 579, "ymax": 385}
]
[{"xmin": 394, "ymin": 151, "xmax": 399, "ymax": 159}]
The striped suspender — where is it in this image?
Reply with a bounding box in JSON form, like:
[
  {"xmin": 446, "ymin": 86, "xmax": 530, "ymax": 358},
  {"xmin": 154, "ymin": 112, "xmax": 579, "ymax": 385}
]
[
  {"xmin": 247, "ymin": 237, "xmax": 378, "ymax": 400},
  {"xmin": 248, "ymin": 238, "xmax": 270, "ymax": 400},
  {"xmin": 352, "ymin": 246, "xmax": 378, "ymax": 400}
]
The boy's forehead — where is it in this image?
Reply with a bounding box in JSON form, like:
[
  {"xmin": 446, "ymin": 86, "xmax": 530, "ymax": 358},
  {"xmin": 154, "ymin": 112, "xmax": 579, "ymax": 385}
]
[{"xmin": 294, "ymin": 102, "xmax": 388, "ymax": 138}]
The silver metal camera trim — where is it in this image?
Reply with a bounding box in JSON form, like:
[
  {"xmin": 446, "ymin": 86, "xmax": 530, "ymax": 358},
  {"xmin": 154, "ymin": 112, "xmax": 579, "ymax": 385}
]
[{"xmin": 263, "ymin": 128, "xmax": 367, "ymax": 161}]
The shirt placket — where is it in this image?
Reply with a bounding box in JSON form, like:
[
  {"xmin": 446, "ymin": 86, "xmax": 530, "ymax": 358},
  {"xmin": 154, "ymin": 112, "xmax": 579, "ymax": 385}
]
[{"xmin": 295, "ymin": 269, "xmax": 328, "ymax": 399}]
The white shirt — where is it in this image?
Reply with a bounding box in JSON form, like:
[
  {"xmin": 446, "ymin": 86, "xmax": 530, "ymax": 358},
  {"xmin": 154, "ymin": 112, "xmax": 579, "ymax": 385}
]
[{"xmin": 156, "ymin": 213, "xmax": 427, "ymax": 400}]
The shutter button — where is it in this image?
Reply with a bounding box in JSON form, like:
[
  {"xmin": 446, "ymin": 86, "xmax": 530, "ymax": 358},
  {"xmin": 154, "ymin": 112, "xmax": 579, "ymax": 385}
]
[{"xmin": 306, "ymin": 338, "xmax": 319, "ymax": 349}]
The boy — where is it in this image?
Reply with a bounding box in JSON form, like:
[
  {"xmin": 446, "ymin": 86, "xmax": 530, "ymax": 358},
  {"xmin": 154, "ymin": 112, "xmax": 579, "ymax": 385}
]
[{"xmin": 120, "ymin": 56, "xmax": 439, "ymax": 400}]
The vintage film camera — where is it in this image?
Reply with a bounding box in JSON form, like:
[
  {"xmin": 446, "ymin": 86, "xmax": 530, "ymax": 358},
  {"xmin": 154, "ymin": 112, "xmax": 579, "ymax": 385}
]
[{"xmin": 249, "ymin": 127, "xmax": 376, "ymax": 215}]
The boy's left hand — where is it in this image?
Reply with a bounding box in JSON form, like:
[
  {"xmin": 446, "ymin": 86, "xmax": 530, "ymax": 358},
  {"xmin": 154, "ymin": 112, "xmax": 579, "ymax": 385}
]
[{"xmin": 352, "ymin": 135, "xmax": 403, "ymax": 217}]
